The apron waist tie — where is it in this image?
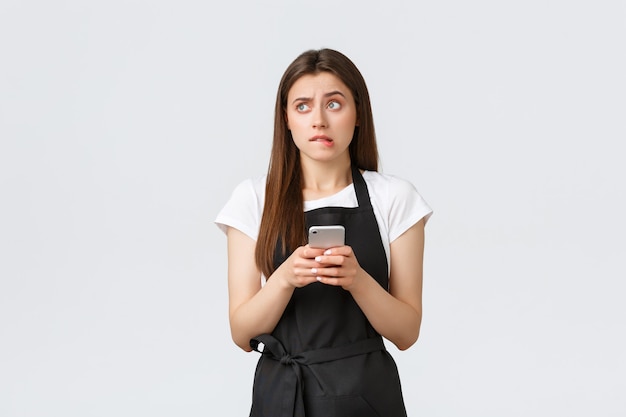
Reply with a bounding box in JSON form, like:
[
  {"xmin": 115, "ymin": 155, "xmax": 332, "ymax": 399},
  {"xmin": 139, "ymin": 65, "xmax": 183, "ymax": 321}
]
[{"xmin": 250, "ymin": 334, "xmax": 385, "ymax": 417}]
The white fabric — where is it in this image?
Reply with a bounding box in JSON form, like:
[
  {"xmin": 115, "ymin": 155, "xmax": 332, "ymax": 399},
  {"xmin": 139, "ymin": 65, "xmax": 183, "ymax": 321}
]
[{"xmin": 215, "ymin": 171, "xmax": 432, "ymax": 268}]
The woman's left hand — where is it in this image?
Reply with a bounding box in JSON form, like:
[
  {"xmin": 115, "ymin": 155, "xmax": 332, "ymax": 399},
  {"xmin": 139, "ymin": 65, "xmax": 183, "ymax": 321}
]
[{"xmin": 312, "ymin": 245, "xmax": 363, "ymax": 291}]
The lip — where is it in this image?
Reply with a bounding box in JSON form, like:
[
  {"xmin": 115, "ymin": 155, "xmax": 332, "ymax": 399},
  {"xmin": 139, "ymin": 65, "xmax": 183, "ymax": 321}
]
[{"xmin": 309, "ymin": 135, "xmax": 333, "ymax": 142}]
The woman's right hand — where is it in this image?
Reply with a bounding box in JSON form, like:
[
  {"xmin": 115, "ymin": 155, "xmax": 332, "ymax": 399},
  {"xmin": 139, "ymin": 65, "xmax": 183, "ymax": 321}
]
[
  {"xmin": 275, "ymin": 245, "xmax": 327, "ymax": 288},
  {"xmin": 227, "ymin": 228, "xmax": 330, "ymax": 351}
]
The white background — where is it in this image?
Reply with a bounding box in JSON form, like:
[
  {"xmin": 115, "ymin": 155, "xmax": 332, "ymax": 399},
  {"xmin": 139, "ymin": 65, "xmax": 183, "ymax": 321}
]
[{"xmin": 1, "ymin": 1, "xmax": 625, "ymax": 416}]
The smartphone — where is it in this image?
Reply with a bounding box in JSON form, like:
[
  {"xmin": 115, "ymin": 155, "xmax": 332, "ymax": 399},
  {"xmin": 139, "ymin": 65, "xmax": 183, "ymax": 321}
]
[{"xmin": 308, "ymin": 225, "xmax": 345, "ymax": 249}]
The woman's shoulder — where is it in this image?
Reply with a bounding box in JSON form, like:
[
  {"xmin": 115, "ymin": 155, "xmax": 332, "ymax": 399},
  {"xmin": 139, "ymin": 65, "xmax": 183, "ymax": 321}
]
[
  {"xmin": 362, "ymin": 170, "xmax": 422, "ymax": 198},
  {"xmin": 215, "ymin": 175, "xmax": 266, "ymax": 238},
  {"xmin": 362, "ymin": 170, "xmax": 432, "ymax": 230},
  {"xmin": 225, "ymin": 174, "xmax": 267, "ymax": 215},
  {"xmin": 230, "ymin": 175, "xmax": 266, "ymax": 201}
]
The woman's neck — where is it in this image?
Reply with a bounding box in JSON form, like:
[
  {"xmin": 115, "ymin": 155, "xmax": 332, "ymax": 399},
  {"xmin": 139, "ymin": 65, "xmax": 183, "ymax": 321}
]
[{"xmin": 300, "ymin": 158, "xmax": 352, "ymax": 201}]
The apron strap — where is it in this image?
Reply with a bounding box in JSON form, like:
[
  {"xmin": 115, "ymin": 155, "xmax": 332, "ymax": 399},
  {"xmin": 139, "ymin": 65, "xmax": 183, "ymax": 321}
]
[
  {"xmin": 250, "ymin": 334, "xmax": 385, "ymax": 417},
  {"xmin": 351, "ymin": 165, "xmax": 373, "ymax": 210}
]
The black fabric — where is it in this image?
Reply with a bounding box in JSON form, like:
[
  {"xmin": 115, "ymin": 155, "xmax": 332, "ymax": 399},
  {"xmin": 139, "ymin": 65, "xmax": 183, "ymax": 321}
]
[{"xmin": 249, "ymin": 166, "xmax": 407, "ymax": 417}]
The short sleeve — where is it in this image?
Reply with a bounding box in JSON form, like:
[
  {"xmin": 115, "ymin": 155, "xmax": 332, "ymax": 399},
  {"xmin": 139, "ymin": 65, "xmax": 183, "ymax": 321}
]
[
  {"xmin": 386, "ymin": 177, "xmax": 433, "ymax": 243},
  {"xmin": 214, "ymin": 177, "xmax": 265, "ymax": 241}
]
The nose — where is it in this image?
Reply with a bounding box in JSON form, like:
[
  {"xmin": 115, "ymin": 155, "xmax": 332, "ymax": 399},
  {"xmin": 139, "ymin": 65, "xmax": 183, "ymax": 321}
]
[{"xmin": 312, "ymin": 106, "xmax": 327, "ymax": 128}]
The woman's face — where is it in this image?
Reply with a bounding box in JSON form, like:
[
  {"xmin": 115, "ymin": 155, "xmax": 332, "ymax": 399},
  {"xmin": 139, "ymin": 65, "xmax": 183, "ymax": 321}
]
[{"xmin": 285, "ymin": 72, "xmax": 358, "ymax": 166}]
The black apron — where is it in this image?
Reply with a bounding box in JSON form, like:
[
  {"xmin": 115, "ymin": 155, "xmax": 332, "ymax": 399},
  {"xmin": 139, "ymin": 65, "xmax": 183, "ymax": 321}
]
[{"xmin": 249, "ymin": 166, "xmax": 407, "ymax": 417}]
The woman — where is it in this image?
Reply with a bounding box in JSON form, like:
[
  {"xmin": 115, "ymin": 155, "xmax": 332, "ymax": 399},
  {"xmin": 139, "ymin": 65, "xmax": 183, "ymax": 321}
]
[{"xmin": 216, "ymin": 48, "xmax": 432, "ymax": 417}]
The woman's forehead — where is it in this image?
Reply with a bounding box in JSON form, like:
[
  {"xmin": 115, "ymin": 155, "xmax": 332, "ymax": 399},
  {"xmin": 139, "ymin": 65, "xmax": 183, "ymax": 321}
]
[{"xmin": 288, "ymin": 72, "xmax": 352, "ymax": 99}]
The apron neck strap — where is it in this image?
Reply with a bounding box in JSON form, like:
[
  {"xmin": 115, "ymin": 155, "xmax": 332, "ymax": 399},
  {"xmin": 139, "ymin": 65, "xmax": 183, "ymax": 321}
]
[{"xmin": 351, "ymin": 165, "xmax": 372, "ymax": 209}]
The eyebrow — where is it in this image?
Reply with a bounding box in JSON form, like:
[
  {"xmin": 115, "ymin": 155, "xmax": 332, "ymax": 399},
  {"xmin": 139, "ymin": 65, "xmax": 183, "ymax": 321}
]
[{"xmin": 291, "ymin": 90, "xmax": 346, "ymax": 105}]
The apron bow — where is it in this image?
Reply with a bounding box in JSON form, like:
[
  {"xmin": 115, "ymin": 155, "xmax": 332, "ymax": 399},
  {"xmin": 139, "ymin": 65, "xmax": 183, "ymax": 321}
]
[{"xmin": 250, "ymin": 334, "xmax": 385, "ymax": 417}]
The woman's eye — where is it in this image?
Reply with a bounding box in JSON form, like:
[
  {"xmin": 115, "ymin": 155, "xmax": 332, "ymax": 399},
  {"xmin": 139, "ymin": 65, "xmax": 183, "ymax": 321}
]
[
  {"xmin": 296, "ymin": 103, "xmax": 310, "ymax": 112},
  {"xmin": 327, "ymin": 101, "xmax": 341, "ymax": 110}
]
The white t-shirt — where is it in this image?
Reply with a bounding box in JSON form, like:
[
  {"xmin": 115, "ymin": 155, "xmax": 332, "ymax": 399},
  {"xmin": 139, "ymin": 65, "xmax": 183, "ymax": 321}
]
[{"xmin": 215, "ymin": 171, "xmax": 432, "ymax": 269}]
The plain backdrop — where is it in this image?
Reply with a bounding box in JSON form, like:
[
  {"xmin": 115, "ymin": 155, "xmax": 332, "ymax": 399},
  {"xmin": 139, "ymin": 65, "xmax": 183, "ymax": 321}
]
[{"xmin": 1, "ymin": 1, "xmax": 625, "ymax": 416}]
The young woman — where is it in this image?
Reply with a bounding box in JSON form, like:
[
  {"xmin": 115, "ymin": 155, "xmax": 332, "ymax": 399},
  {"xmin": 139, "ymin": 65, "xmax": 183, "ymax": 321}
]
[{"xmin": 216, "ymin": 48, "xmax": 432, "ymax": 417}]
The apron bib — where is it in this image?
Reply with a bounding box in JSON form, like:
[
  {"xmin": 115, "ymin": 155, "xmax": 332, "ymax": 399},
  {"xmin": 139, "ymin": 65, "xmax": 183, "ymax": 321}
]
[{"xmin": 250, "ymin": 166, "xmax": 407, "ymax": 417}]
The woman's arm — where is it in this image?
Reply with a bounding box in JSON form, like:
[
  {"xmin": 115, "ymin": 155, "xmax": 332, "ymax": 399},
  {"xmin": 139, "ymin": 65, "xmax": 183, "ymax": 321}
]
[
  {"xmin": 314, "ymin": 219, "xmax": 425, "ymax": 350},
  {"xmin": 226, "ymin": 227, "xmax": 324, "ymax": 351}
]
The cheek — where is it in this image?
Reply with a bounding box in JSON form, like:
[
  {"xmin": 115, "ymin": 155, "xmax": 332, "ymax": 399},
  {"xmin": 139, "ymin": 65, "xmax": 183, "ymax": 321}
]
[
  {"xmin": 286, "ymin": 112, "xmax": 303, "ymax": 131},
  {"xmin": 340, "ymin": 114, "xmax": 358, "ymax": 131},
  {"xmin": 339, "ymin": 108, "xmax": 358, "ymax": 126},
  {"xmin": 289, "ymin": 117, "xmax": 310, "ymax": 134},
  {"xmin": 288, "ymin": 123, "xmax": 308, "ymax": 143}
]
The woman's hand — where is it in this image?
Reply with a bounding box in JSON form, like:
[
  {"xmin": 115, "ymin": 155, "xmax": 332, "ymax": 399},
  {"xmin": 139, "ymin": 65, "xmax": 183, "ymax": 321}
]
[
  {"xmin": 275, "ymin": 245, "xmax": 328, "ymax": 289},
  {"xmin": 226, "ymin": 230, "xmax": 333, "ymax": 350},
  {"xmin": 311, "ymin": 245, "xmax": 363, "ymax": 291}
]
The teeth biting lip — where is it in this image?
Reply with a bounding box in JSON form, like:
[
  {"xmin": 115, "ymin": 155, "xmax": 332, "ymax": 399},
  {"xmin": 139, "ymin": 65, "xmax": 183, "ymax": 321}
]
[{"xmin": 309, "ymin": 135, "xmax": 333, "ymax": 142}]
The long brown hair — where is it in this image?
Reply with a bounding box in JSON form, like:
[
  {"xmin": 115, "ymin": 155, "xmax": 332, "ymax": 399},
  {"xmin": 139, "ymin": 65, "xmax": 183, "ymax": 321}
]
[{"xmin": 255, "ymin": 49, "xmax": 380, "ymax": 278}]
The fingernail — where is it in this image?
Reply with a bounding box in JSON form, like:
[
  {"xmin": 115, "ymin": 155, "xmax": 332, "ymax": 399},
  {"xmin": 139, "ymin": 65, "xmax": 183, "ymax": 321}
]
[
  {"xmin": 311, "ymin": 268, "xmax": 317, "ymax": 274},
  {"xmin": 324, "ymin": 249, "xmax": 332, "ymax": 255},
  {"xmin": 315, "ymin": 256, "xmax": 322, "ymax": 262}
]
